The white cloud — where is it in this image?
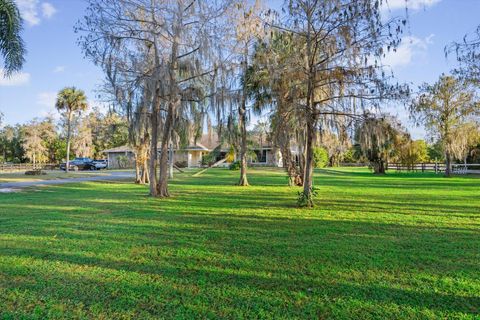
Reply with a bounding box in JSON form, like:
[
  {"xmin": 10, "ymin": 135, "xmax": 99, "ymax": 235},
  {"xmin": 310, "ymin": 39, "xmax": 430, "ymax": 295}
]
[
  {"xmin": 0, "ymin": 69, "xmax": 31, "ymax": 86},
  {"xmin": 53, "ymin": 66, "xmax": 65, "ymax": 73},
  {"xmin": 36, "ymin": 91, "xmax": 58, "ymax": 119},
  {"xmin": 383, "ymin": 0, "xmax": 441, "ymax": 11},
  {"xmin": 41, "ymin": 2, "xmax": 56, "ymax": 18},
  {"xmin": 16, "ymin": 0, "xmax": 40, "ymax": 26},
  {"xmin": 15, "ymin": 0, "xmax": 57, "ymax": 26},
  {"xmin": 36, "ymin": 91, "xmax": 56, "ymax": 108},
  {"xmin": 383, "ymin": 34, "xmax": 434, "ymax": 69}
]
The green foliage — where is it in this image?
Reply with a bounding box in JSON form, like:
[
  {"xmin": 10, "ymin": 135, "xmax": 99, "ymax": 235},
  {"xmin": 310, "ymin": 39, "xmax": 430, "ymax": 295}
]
[
  {"xmin": 201, "ymin": 146, "xmax": 222, "ymax": 166},
  {"xmin": 88, "ymin": 111, "xmax": 129, "ymax": 158},
  {"xmin": 342, "ymin": 147, "xmax": 359, "ymax": 163},
  {"xmin": 412, "ymin": 140, "xmax": 430, "ymax": 163},
  {"xmin": 396, "ymin": 139, "xmax": 430, "ymax": 170},
  {"xmin": 201, "ymin": 152, "xmax": 216, "ymax": 166},
  {"xmin": 0, "ymin": 168, "xmax": 478, "ymax": 318},
  {"xmin": 356, "ymin": 116, "xmax": 404, "ymax": 174},
  {"xmin": 0, "ymin": 109, "xmax": 129, "ymax": 163},
  {"xmin": 428, "ymin": 141, "xmax": 444, "ymax": 162},
  {"xmin": 225, "ymin": 145, "xmax": 235, "ymax": 163},
  {"xmin": 229, "ymin": 160, "xmax": 241, "ymax": 170},
  {"xmin": 297, "ymin": 186, "xmax": 318, "ymax": 207},
  {"xmin": 313, "ymin": 147, "xmax": 329, "ymax": 168},
  {"xmin": 0, "ymin": 123, "xmax": 26, "ymax": 163},
  {"xmin": 48, "ymin": 138, "xmax": 68, "ymax": 162},
  {"xmin": 410, "ymin": 75, "xmax": 479, "ymax": 166},
  {"xmin": 55, "ymin": 87, "xmax": 88, "ymax": 114}
]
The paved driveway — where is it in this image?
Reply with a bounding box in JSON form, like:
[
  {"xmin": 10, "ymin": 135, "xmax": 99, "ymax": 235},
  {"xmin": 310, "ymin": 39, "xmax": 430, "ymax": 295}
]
[{"xmin": 0, "ymin": 171, "xmax": 134, "ymax": 190}]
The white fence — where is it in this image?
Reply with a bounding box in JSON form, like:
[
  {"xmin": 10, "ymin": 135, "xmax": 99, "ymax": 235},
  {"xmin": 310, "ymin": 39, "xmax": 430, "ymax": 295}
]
[
  {"xmin": 452, "ymin": 163, "xmax": 480, "ymax": 175},
  {"xmin": 341, "ymin": 162, "xmax": 480, "ymax": 175}
]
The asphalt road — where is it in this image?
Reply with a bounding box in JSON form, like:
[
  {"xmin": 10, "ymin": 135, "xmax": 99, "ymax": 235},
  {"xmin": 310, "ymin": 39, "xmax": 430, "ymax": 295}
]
[{"xmin": 0, "ymin": 171, "xmax": 135, "ymax": 190}]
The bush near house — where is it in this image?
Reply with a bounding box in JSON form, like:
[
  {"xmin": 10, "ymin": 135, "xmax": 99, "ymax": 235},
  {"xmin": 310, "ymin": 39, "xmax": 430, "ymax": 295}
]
[
  {"xmin": 229, "ymin": 160, "xmax": 241, "ymax": 170},
  {"xmin": 313, "ymin": 146, "xmax": 329, "ymax": 168}
]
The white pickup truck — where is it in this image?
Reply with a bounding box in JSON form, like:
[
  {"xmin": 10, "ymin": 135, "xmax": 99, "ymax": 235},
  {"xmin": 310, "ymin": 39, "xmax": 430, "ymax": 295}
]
[{"xmin": 92, "ymin": 159, "xmax": 108, "ymax": 170}]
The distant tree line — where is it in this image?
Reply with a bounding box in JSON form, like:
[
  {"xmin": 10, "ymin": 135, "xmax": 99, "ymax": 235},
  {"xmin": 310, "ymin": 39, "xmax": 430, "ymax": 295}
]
[{"xmin": 0, "ymin": 109, "xmax": 128, "ymax": 164}]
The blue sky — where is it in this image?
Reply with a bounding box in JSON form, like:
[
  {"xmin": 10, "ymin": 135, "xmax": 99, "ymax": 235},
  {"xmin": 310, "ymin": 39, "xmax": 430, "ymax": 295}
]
[
  {"xmin": 1, "ymin": 0, "xmax": 479, "ymax": 139},
  {"xmin": 0, "ymin": 0, "xmax": 104, "ymax": 124}
]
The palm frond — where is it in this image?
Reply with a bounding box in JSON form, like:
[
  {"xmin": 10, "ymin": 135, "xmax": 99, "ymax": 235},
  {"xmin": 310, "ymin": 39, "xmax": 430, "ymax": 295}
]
[{"xmin": 0, "ymin": 0, "xmax": 26, "ymax": 76}]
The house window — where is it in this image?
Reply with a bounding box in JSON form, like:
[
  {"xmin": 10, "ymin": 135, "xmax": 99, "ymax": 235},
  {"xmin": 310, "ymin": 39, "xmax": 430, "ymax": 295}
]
[
  {"xmin": 216, "ymin": 152, "xmax": 227, "ymax": 162},
  {"xmin": 253, "ymin": 150, "xmax": 267, "ymax": 163}
]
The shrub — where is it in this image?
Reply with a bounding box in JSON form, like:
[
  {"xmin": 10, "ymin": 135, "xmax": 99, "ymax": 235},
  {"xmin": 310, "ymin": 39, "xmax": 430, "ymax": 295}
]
[
  {"xmin": 342, "ymin": 148, "xmax": 358, "ymax": 163},
  {"xmin": 297, "ymin": 186, "xmax": 319, "ymax": 207},
  {"xmin": 225, "ymin": 146, "xmax": 236, "ymax": 162},
  {"xmin": 229, "ymin": 161, "xmax": 241, "ymax": 170},
  {"xmin": 25, "ymin": 170, "xmax": 46, "ymax": 176},
  {"xmin": 117, "ymin": 155, "xmax": 129, "ymax": 169},
  {"xmin": 201, "ymin": 152, "xmax": 216, "ymax": 166},
  {"xmin": 313, "ymin": 147, "xmax": 329, "ymax": 168}
]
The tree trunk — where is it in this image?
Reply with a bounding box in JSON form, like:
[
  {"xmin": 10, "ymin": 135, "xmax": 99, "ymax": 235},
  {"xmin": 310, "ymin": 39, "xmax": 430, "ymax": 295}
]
[
  {"xmin": 238, "ymin": 45, "xmax": 249, "ymax": 187},
  {"xmin": 298, "ymin": 135, "xmax": 306, "ymax": 183},
  {"xmin": 372, "ymin": 159, "xmax": 386, "ymax": 174},
  {"xmin": 301, "ymin": 17, "xmax": 316, "ymax": 207},
  {"xmin": 133, "ymin": 137, "xmax": 150, "ymax": 184},
  {"xmin": 135, "ymin": 156, "xmax": 141, "ymax": 183},
  {"xmin": 238, "ymin": 106, "xmax": 249, "ymax": 186},
  {"xmin": 168, "ymin": 141, "xmax": 174, "ymax": 179},
  {"xmin": 302, "ymin": 116, "xmax": 316, "ymax": 207},
  {"xmin": 142, "ymin": 157, "xmax": 149, "ymax": 184},
  {"xmin": 378, "ymin": 161, "xmax": 386, "ymax": 174},
  {"xmin": 281, "ymin": 142, "xmax": 302, "ymax": 187},
  {"xmin": 65, "ymin": 111, "xmax": 72, "ymax": 173},
  {"xmin": 445, "ymin": 151, "xmax": 452, "ymax": 177},
  {"xmin": 149, "ymin": 92, "xmax": 160, "ymax": 196},
  {"xmin": 157, "ymin": 101, "xmax": 175, "ymax": 197}
]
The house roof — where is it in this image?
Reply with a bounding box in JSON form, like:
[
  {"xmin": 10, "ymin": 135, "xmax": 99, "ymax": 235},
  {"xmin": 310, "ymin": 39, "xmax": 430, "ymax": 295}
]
[
  {"xmin": 102, "ymin": 145, "xmax": 133, "ymax": 153},
  {"xmin": 102, "ymin": 132, "xmax": 272, "ymax": 154},
  {"xmin": 102, "ymin": 141, "xmax": 212, "ymax": 154},
  {"xmin": 181, "ymin": 143, "xmax": 210, "ymax": 151}
]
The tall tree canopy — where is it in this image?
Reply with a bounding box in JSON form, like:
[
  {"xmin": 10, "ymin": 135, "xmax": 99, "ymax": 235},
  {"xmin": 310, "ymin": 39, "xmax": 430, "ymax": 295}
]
[
  {"xmin": 410, "ymin": 75, "xmax": 479, "ymax": 177},
  {"xmin": 261, "ymin": 0, "xmax": 409, "ymax": 206},
  {"xmin": 79, "ymin": 0, "xmax": 232, "ymax": 197},
  {"xmin": 55, "ymin": 87, "xmax": 88, "ymax": 173},
  {"xmin": 448, "ymin": 25, "xmax": 480, "ymax": 83},
  {"xmin": 356, "ymin": 115, "xmax": 405, "ymax": 174}
]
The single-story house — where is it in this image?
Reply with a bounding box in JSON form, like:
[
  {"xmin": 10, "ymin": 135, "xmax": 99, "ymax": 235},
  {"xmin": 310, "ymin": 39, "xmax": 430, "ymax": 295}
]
[
  {"xmin": 102, "ymin": 143, "xmax": 212, "ymax": 169},
  {"xmin": 102, "ymin": 134, "xmax": 287, "ymax": 169}
]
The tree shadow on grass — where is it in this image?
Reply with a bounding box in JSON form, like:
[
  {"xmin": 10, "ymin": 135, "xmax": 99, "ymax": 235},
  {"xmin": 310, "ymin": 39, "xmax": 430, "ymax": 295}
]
[
  {"xmin": 0, "ymin": 216, "xmax": 480, "ymax": 315},
  {"xmin": 1, "ymin": 168, "xmax": 480, "ymax": 317}
]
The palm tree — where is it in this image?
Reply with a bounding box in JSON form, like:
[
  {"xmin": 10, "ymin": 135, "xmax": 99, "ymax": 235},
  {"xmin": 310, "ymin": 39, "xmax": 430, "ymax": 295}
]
[
  {"xmin": 55, "ymin": 87, "xmax": 88, "ymax": 172},
  {"xmin": 0, "ymin": 0, "xmax": 26, "ymax": 75}
]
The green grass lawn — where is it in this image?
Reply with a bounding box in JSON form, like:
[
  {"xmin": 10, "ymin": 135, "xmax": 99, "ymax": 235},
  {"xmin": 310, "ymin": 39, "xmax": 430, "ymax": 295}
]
[{"xmin": 0, "ymin": 168, "xmax": 479, "ymax": 319}]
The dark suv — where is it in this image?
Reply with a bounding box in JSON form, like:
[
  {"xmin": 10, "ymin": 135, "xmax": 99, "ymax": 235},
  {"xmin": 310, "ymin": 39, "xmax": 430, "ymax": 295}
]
[{"xmin": 59, "ymin": 158, "xmax": 96, "ymax": 171}]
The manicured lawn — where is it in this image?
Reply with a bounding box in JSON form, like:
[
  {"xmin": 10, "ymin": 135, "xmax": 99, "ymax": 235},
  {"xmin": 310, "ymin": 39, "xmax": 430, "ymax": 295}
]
[{"xmin": 0, "ymin": 168, "xmax": 479, "ymax": 319}]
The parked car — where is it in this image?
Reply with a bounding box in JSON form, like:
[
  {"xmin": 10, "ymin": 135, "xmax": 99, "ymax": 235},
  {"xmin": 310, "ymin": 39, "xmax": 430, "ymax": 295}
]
[
  {"xmin": 92, "ymin": 159, "xmax": 108, "ymax": 170},
  {"xmin": 75, "ymin": 157, "xmax": 94, "ymax": 163},
  {"xmin": 59, "ymin": 158, "xmax": 96, "ymax": 171}
]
